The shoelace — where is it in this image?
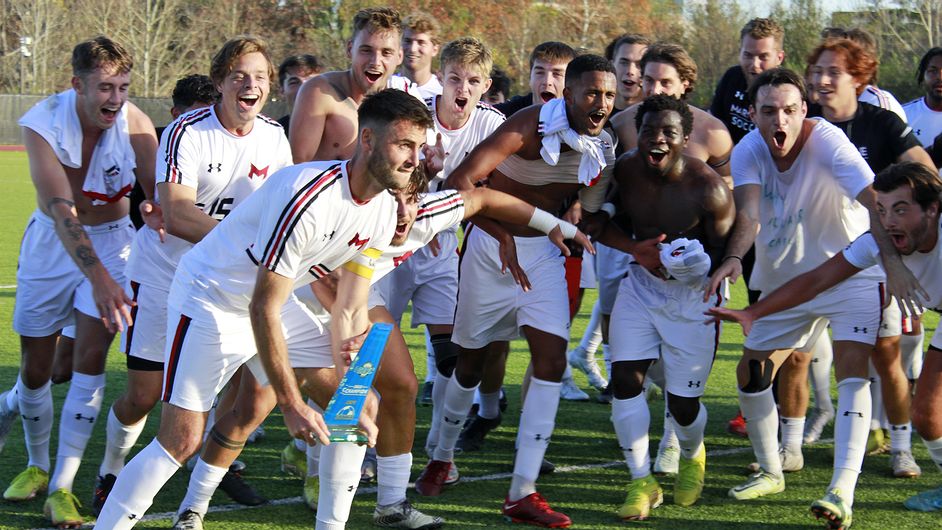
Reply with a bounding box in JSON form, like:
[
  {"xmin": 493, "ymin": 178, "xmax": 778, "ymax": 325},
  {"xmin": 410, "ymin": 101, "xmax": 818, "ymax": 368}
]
[{"xmin": 530, "ymin": 493, "xmax": 552, "ymax": 512}]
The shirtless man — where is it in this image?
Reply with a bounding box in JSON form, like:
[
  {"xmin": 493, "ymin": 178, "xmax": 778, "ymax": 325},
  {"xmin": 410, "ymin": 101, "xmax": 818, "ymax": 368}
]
[
  {"xmin": 290, "ymin": 7, "xmax": 405, "ymax": 162},
  {"xmin": 414, "ymin": 54, "xmax": 623, "ymax": 528},
  {"xmin": 3, "ymin": 36, "xmax": 157, "ymax": 528},
  {"xmin": 610, "ymin": 95, "xmax": 734, "ymax": 520}
]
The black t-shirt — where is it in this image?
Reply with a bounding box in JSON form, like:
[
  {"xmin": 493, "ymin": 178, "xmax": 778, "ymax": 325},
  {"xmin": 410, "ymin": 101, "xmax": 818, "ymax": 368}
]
[
  {"xmin": 809, "ymin": 102, "xmax": 922, "ymax": 173},
  {"xmin": 277, "ymin": 114, "xmax": 290, "ymax": 138},
  {"xmin": 494, "ymin": 94, "xmax": 533, "ymax": 117},
  {"xmin": 710, "ymin": 66, "xmax": 753, "ymax": 144}
]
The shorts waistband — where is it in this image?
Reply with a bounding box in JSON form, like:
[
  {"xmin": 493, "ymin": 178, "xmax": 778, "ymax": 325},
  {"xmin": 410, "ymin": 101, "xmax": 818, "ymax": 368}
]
[{"xmin": 32, "ymin": 209, "xmax": 132, "ymax": 235}]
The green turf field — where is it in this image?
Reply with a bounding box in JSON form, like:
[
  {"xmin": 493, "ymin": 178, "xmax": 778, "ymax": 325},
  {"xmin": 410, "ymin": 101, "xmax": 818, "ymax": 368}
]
[{"xmin": 0, "ymin": 150, "xmax": 939, "ymax": 528}]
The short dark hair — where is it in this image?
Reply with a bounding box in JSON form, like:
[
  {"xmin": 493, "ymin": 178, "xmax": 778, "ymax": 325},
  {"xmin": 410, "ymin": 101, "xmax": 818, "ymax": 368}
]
[
  {"xmin": 605, "ymin": 33, "xmax": 651, "ymax": 61},
  {"xmin": 278, "ymin": 54, "xmax": 323, "ymax": 87},
  {"xmin": 635, "ymin": 94, "xmax": 693, "ymax": 137},
  {"xmin": 171, "ymin": 75, "xmax": 218, "ymax": 110},
  {"xmin": 352, "ymin": 7, "xmax": 402, "ymax": 40},
  {"xmin": 874, "ymin": 161, "xmax": 942, "ymax": 212},
  {"xmin": 564, "ymin": 54, "xmax": 614, "ymax": 86},
  {"xmin": 917, "ymin": 47, "xmax": 942, "ymax": 84},
  {"xmin": 488, "ymin": 67, "xmax": 511, "ymax": 98},
  {"xmin": 640, "ymin": 43, "xmax": 698, "ymax": 96},
  {"xmin": 529, "ymin": 41, "xmax": 575, "ymax": 70},
  {"xmin": 747, "ymin": 67, "xmax": 807, "ymax": 106},
  {"xmin": 210, "ymin": 36, "xmax": 275, "ymax": 87},
  {"xmin": 740, "ymin": 18, "xmax": 784, "ymax": 47},
  {"xmin": 72, "ymin": 36, "xmax": 133, "ymax": 78},
  {"xmin": 359, "ymin": 88, "xmax": 434, "ymax": 133}
]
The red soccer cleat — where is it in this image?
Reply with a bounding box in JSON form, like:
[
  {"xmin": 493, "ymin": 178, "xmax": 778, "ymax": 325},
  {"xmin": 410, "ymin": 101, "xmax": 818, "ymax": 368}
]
[
  {"xmin": 727, "ymin": 411, "xmax": 748, "ymax": 438},
  {"xmin": 414, "ymin": 460, "xmax": 452, "ymax": 497},
  {"xmin": 502, "ymin": 492, "xmax": 572, "ymax": 528}
]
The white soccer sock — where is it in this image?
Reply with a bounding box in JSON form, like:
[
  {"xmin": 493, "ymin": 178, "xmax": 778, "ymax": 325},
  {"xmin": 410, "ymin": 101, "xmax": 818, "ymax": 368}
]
[
  {"xmin": 178, "ymin": 457, "xmax": 228, "ymax": 516},
  {"xmin": 425, "ymin": 371, "xmax": 450, "ymax": 453},
  {"xmin": 1, "ymin": 380, "xmax": 18, "ymax": 414},
  {"xmin": 868, "ymin": 363, "xmax": 884, "ymax": 430},
  {"xmin": 658, "ymin": 407, "xmax": 679, "ymax": 452},
  {"xmin": 316, "ymin": 442, "xmax": 366, "ymax": 528},
  {"xmin": 424, "ymin": 330, "xmax": 435, "ymax": 383},
  {"xmin": 17, "ymin": 378, "xmax": 52, "ymax": 472},
  {"xmin": 376, "ymin": 453, "xmax": 412, "ymax": 507},
  {"xmin": 612, "ymin": 394, "xmax": 651, "ymax": 480},
  {"xmin": 889, "ymin": 423, "xmax": 912, "ymax": 453},
  {"xmin": 808, "ymin": 333, "xmax": 834, "ymax": 414},
  {"xmin": 829, "ymin": 377, "xmax": 871, "ymax": 506},
  {"xmin": 306, "ymin": 399, "xmax": 323, "ymax": 477},
  {"xmin": 510, "ymin": 378, "xmax": 560, "ymax": 501},
  {"xmin": 99, "ymin": 406, "xmax": 146, "ymax": 477},
  {"xmin": 50, "ymin": 371, "xmax": 105, "ymax": 492},
  {"xmin": 478, "ymin": 391, "xmax": 501, "ymax": 420},
  {"xmin": 578, "ymin": 301, "xmax": 603, "ymax": 355},
  {"xmin": 780, "ymin": 416, "xmax": 805, "ymax": 454},
  {"xmin": 900, "ymin": 331, "xmax": 924, "ymax": 381},
  {"xmin": 93, "ymin": 439, "xmax": 182, "ymax": 530},
  {"xmin": 674, "ymin": 403, "xmax": 707, "ymax": 459},
  {"xmin": 433, "ymin": 376, "xmax": 477, "ymax": 462},
  {"xmin": 739, "ymin": 387, "xmax": 781, "ymax": 476},
  {"xmin": 923, "ymin": 437, "xmax": 942, "ymax": 472},
  {"xmin": 602, "ymin": 344, "xmax": 612, "ymax": 380}
]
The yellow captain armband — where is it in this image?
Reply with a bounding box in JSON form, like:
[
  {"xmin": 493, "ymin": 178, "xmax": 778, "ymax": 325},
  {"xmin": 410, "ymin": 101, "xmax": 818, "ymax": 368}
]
[{"xmin": 342, "ymin": 248, "xmax": 382, "ymax": 279}]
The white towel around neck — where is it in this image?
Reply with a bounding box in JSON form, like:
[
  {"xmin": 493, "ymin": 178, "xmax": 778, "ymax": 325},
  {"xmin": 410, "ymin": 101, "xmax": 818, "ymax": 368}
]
[{"xmin": 537, "ymin": 97, "xmax": 607, "ymax": 186}]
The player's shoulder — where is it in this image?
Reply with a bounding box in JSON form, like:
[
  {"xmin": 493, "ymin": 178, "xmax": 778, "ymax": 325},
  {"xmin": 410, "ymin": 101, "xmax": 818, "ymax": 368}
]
[
  {"xmin": 124, "ymin": 101, "xmax": 156, "ymax": 132},
  {"xmin": 474, "ymin": 99, "xmax": 505, "ymax": 119},
  {"xmin": 902, "ymin": 97, "xmax": 924, "ymax": 111},
  {"xmin": 254, "ymin": 113, "xmax": 287, "ymax": 134}
]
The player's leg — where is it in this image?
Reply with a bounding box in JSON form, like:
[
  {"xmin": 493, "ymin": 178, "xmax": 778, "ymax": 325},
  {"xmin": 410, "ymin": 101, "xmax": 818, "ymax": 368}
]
[
  {"xmin": 776, "ymin": 350, "xmax": 810, "ymax": 471},
  {"xmin": 872, "ymin": 324, "xmax": 920, "ymax": 477},
  {"xmin": 905, "ymin": 343, "xmax": 942, "ymax": 511},
  {"xmin": 805, "ymin": 331, "xmax": 835, "ymax": 444}
]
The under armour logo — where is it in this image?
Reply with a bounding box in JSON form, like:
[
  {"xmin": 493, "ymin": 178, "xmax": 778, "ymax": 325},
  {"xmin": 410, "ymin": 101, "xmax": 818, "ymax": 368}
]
[
  {"xmin": 208, "ymin": 162, "xmax": 222, "ymax": 172},
  {"xmin": 322, "ymin": 230, "xmax": 336, "ymax": 241},
  {"xmin": 74, "ymin": 413, "xmax": 95, "ymax": 423},
  {"xmin": 688, "ymin": 380, "xmax": 701, "ymax": 388},
  {"xmin": 843, "ymin": 411, "xmax": 864, "ymax": 418},
  {"xmin": 916, "ymin": 128, "xmax": 923, "ymax": 136},
  {"xmin": 108, "ymin": 224, "xmax": 119, "ymax": 229},
  {"xmin": 21, "ymin": 414, "xmax": 39, "ymax": 422},
  {"xmin": 735, "ymin": 90, "xmax": 744, "ymax": 99},
  {"xmin": 444, "ymin": 416, "xmax": 461, "ymax": 426},
  {"xmin": 347, "ymin": 485, "xmax": 355, "ymax": 492},
  {"xmin": 892, "ymin": 425, "xmax": 909, "ymax": 431},
  {"xmin": 853, "ymin": 327, "xmax": 867, "ymax": 333},
  {"xmin": 534, "ymin": 434, "xmax": 550, "ymax": 442},
  {"xmin": 128, "ymin": 514, "xmax": 138, "ymax": 520}
]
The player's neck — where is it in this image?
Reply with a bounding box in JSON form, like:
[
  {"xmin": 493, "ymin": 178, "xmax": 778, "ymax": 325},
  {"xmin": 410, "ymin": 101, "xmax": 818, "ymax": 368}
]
[
  {"xmin": 405, "ymin": 67, "xmax": 432, "ymax": 87},
  {"xmin": 344, "ymin": 71, "xmax": 369, "ymax": 104},
  {"xmin": 919, "ymin": 219, "xmax": 940, "ymax": 253},
  {"xmin": 617, "ymin": 93, "xmax": 639, "ymax": 109},
  {"xmin": 925, "ymin": 94, "xmax": 942, "ymax": 112},
  {"xmin": 75, "ymin": 99, "xmax": 105, "ymax": 141},
  {"xmin": 214, "ymin": 103, "xmax": 255, "ymax": 136},
  {"xmin": 822, "ymin": 99, "xmax": 857, "ymax": 123},
  {"xmin": 346, "ymin": 154, "xmax": 383, "ymax": 203},
  {"xmin": 436, "ymin": 96, "xmax": 471, "ymax": 130}
]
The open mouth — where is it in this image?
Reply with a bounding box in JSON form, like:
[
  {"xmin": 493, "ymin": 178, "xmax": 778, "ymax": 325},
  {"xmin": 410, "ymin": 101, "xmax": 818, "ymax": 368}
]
[
  {"xmin": 587, "ymin": 110, "xmax": 606, "ymax": 128},
  {"xmin": 890, "ymin": 232, "xmax": 908, "ymax": 248},
  {"xmin": 540, "ymin": 91, "xmax": 555, "ymax": 102},
  {"xmin": 772, "ymin": 130, "xmax": 787, "ymax": 149},
  {"xmin": 365, "ymin": 70, "xmax": 382, "ymax": 83},
  {"xmin": 646, "ymin": 147, "xmax": 668, "ymax": 166},
  {"xmin": 454, "ymin": 97, "xmax": 468, "ymax": 113},
  {"xmin": 101, "ymin": 106, "xmax": 119, "ymax": 120},
  {"xmin": 395, "ymin": 222, "xmax": 408, "ymax": 237},
  {"xmin": 622, "ymin": 80, "xmax": 637, "ymax": 89},
  {"xmin": 238, "ymin": 94, "xmax": 259, "ymax": 110}
]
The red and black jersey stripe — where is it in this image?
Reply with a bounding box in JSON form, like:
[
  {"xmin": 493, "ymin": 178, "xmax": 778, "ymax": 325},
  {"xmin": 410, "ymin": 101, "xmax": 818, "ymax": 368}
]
[
  {"xmin": 161, "ymin": 314, "xmax": 192, "ymax": 403},
  {"xmin": 163, "ymin": 108, "xmax": 213, "ymax": 184},
  {"xmin": 416, "ymin": 192, "xmax": 463, "ymax": 223}
]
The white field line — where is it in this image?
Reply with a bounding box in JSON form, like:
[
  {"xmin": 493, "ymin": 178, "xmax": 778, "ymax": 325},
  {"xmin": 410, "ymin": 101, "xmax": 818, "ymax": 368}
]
[{"xmin": 37, "ymin": 440, "xmax": 833, "ymax": 529}]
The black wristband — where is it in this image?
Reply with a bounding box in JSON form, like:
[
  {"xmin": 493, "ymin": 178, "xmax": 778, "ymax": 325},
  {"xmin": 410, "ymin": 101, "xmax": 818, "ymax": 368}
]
[{"xmin": 723, "ymin": 255, "xmax": 743, "ymax": 263}]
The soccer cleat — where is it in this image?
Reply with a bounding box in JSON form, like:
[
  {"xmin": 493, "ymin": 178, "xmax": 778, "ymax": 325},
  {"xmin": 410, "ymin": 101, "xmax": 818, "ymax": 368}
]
[
  {"xmin": 499, "ymin": 387, "xmax": 508, "ymax": 413},
  {"xmin": 890, "ymin": 450, "xmax": 921, "ymax": 478},
  {"xmin": 219, "ymin": 469, "xmax": 267, "ymax": 506},
  {"xmin": 728, "ymin": 470, "xmax": 785, "ymax": 500},
  {"xmin": 727, "ymin": 411, "xmax": 748, "ymax": 438},
  {"xmin": 361, "ymin": 447, "xmax": 378, "ymax": 484},
  {"xmin": 616, "ymin": 474, "xmax": 663, "ymax": 521},
  {"xmin": 866, "ymin": 428, "xmax": 888, "ymax": 456},
  {"xmin": 172, "ymin": 509, "xmax": 205, "ymax": 530},
  {"xmin": 747, "ymin": 447, "xmax": 804, "ymax": 474},
  {"xmin": 415, "ymin": 460, "xmax": 452, "ymax": 497},
  {"xmin": 418, "ymin": 381, "xmax": 434, "ymax": 406},
  {"xmin": 811, "ymin": 488, "xmax": 853, "ymax": 529},
  {"xmin": 445, "ymin": 461, "xmax": 460, "ymax": 485},
  {"xmin": 91, "ymin": 473, "xmax": 116, "ymax": 516},
  {"xmin": 559, "ymin": 376, "xmax": 589, "ymax": 401},
  {"xmin": 803, "ymin": 407, "xmax": 834, "ymax": 444},
  {"xmin": 303, "ymin": 475, "xmax": 318, "ymax": 512},
  {"xmin": 456, "ymin": 413, "xmax": 501, "ymax": 452},
  {"xmin": 904, "ymin": 485, "xmax": 942, "ymax": 512},
  {"xmin": 540, "ymin": 457, "xmax": 556, "ymax": 476},
  {"xmin": 502, "ymin": 492, "xmax": 571, "ymax": 528},
  {"xmin": 43, "ymin": 489, "xmax": 83, "ymax": 529},
  {"xmin": 246, "ymin": 425, "xmax": 265, "ymax": 444},
  {"xmin": 4, "ymin": 465, "xmax": 49, "ymax": 501},
  {"xmin": 653, "ymin": 445, "xmax": 680, "ymax": 475},
  {"xmin": 674, "ymin": 444, "xmax": 705, "ymax": 507},
  {"xmin": 596, "ymin": 385, "xmax": 613, "ymax": 404},
  {"xmin": 568, "ymin": 348, "xmax": 607, "ymax": 390},
  {"xmin": 280, "ymin": 441, "xmax": 307, "ymax": 478},
  {"xmin": 0, "ymin": 390, "xmax": 18, "ymax": 454},
  {"xmin": 374, "ymin": 498, "xmax": 445, "ymax": 529}
]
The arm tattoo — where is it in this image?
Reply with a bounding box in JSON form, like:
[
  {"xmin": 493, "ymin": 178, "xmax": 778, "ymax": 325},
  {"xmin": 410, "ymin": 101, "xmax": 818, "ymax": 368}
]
[
  {"xmin": 62, "ymin": 218, "xmax": 86, "ymax": 242},
  {"xmin": 74, "ymin": 245, "xmax": 100, "ymax": 268},
  {"xmin": 46, "ymin": 197, "xmax": 75, "ymax": 210}
]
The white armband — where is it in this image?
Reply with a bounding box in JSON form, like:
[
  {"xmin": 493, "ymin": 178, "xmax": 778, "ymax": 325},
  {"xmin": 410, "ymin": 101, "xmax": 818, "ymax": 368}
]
[
  {"xmin": 600, "ymin": 202, "xmax": 616, "ymax": 218},
  {"xmin": 528, "ymin": 208, "xmax": 578, "ymax": 239}
]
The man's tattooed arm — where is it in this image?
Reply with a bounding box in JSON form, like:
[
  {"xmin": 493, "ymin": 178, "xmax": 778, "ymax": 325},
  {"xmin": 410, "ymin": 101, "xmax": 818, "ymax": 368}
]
[{"xmin": 47, "ymin": 197, "xmax": 101, "ymax": 271}]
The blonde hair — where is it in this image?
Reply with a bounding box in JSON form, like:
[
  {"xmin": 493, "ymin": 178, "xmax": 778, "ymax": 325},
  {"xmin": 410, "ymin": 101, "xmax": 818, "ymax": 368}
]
[{"xmin": 440, "ymin": 37, "xmax": 493, "ymax": 78}]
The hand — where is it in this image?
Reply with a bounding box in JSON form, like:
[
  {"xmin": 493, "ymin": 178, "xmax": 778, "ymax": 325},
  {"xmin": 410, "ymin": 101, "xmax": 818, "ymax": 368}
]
[
  {"xmin": 497, "ymin": 234, "xmax": 530, "ymax": 292},
  {"xmin": 338, "ymin": 329, "xmax": 369, "ymax": 368},
  {"xmin": 93, "ymin": 274, "xmax": 134, "ymax": 334},
  {"xmin": 547, "ymin": 226, "xmax": 595, "ymax": 258},
  {"xmin": 563, "ymin": 200, "xmax": 582, "ymax": 225},
  {"xmin": 427, "ymin": 234, "xmax": 442, "ymax": 257},
  {"xmin": 578, "ymin": 211, "xmax": 609, "ymax": 239},
  {"xmin": 882, "ymin": 254, "xmax": 929, "ymax": 317},
  {"xmin": 704, "ymin": 256, "xmax": 742, "ymax": 302},
  {"xmin": 282, "ymin": 399, "xmax": 331, "ymax": 446},
  {"xmin": 705, "ymin": 306, "xmax": 754, "ymax": 336},
  {"xmin": 357, "ymin": 391, "xmax": 380, "ymax": 447},
  {"xmin": 140, "ymin": 200, "xmax": 166, "ymax": 243},
  {"xmin": 422, "ymin": 133, "xmax": 445, "ymax": 177},
  {"xmin": 632, "ymin": 234, "xmax": 666, "ymax": 272}
]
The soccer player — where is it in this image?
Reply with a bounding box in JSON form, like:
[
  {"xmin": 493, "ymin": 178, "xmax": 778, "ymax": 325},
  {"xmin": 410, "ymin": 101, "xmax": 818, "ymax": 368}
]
[
  {"xmin": 903, "ymin": 47, "xmax": 942, "ymax": 148},
  {"xmin": 399, "ymin": 11, "xmax": 443, "ymax": 100},
  {"xmin": 494, "ymin": 41, "xmax": 574, "ymax": 117},
  {"xmin": 607, "ymin": 33, "xmax": 651, "ymax": 116},
  {"xmin": 704, "ymin": 67, "xmax": 922, "ymax": 529},
  {"xmin": 290, "ymin": 7, "xmax": 405, "ymax": 162},
  {"xmin": 705, "ymin": 161, "xmax": 942, "ymax": 514},
  {"xmin": 276, "ymin": 54, "xmax": 324, "ymax": 134},
  {"xmin": 414, "ymin": 54, "xmax": 621, "ymax": 528},
  {"xmin": 609, "ymin": 95, "xmax": 734, "ymax": 520},
  {"xmin": 485, "ymin": 67, "xmax": 511, "ymax": 104},
  {"xmin": 1, "ymin": 36, "xmax": 157, "ymax": 528}
]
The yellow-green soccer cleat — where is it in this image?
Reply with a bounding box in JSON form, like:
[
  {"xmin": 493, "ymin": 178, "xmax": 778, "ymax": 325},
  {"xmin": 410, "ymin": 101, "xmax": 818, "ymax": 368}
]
[
  {"xmin": 728, "ymin": 470, "xmax": 785, "ymax": 500},
  {"xmin": 617, "ymin": 474, "xmax": 663, "ymax": 521},
  {"xmin": 280, "ymin": 441, "xmax": 307, "ymax": 478},
  {"xmin": 3, "ymin": 465, "xmax": 49, "ymax": 501},
  {"xmin": 811, "ymin": 488, "xmax": 853, "ymax": 529},
  {"xmin": 43, "ymin": 489, "xmax": 83, "ymax": 529},
  {"xmin": 303, "ymin": 475, "xmax": 319, "ymax": 512},
  {"xmin": 674, "ymin": 444, "xmax": 706, "ymax": 506}
]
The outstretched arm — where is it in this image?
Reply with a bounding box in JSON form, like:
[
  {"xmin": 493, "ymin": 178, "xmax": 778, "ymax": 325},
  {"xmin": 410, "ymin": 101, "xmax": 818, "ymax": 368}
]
[{"xmin": 704, "ymin": 183, "xmax": 760, "ymax": 301}]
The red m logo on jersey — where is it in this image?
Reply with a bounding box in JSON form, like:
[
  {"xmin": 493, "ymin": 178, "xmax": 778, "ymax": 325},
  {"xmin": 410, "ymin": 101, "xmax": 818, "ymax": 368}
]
[
  {"xmin": 392, "ymin": 251, "xmax": 414, "ymax": 268},
  {"xmin": 347, "ymin": 233, "xmax": 370, "ymax": 249},
  {"xmin": 248, "ymin": 164, "xmax": 269, "ymax": 179}
]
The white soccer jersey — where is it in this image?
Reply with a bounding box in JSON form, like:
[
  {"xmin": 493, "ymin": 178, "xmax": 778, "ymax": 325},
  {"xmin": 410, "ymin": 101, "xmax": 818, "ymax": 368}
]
[
  {"xmin": 427, "ymin": 96, "xmax": 505, "ymax": 191},
  {"xmin": 859, "ymin": 86, "xmax": 906, "ymax": 123},
  {"xmin": 126, "ymin": 106, "xmax": 292, "ymax": 289},
  {"xmin": 903, "ymin": 97, "xmax": 942, "ymax": 147},
  {"xmin": 732, "ymin": 119, "xmax": 880, "ymax": 292},
  {"xmin": 844, "ymin": 220, "xmax": 942, "ymax": 310},
  {"xmin": 414, "ymin": 75, "xmax": 444, "ymax": 101},
  {"xmin": 167, "ymin": 160, "xmax": 396, "ymax": 320}
]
